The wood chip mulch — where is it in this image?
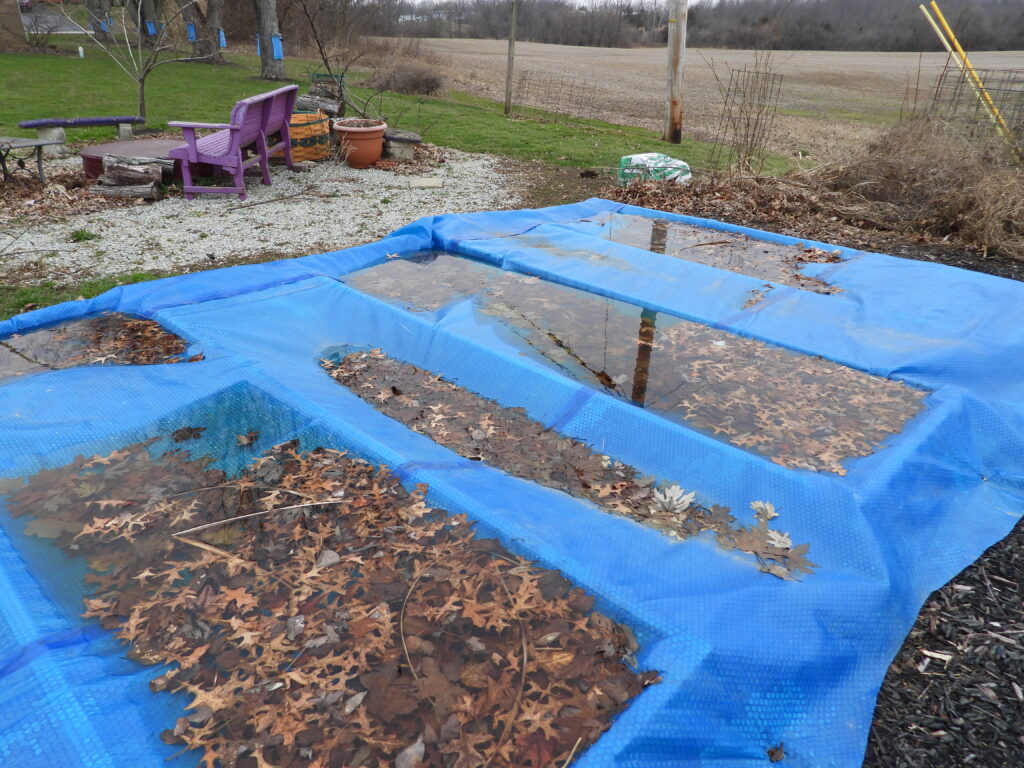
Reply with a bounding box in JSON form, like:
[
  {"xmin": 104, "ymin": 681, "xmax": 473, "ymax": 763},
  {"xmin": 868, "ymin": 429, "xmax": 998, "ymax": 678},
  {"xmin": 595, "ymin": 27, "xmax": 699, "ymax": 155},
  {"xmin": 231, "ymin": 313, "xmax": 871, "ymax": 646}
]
[
  {"xmin": 866, "ymin": 517, "xmax": 1024, "ymax": 768},
  {"xmin": 5, "ymin": 437, "xmax": 657, "ymax": 768}
]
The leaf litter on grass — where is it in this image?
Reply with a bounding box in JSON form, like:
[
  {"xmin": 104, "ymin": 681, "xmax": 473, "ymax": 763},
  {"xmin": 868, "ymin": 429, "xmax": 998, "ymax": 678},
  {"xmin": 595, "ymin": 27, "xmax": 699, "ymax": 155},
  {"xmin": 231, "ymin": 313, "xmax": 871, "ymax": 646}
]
[
  {"xmin": 0, "ymin": 312, "xmax": 201, "ymax": 379},
  {"xmin": 324, "ymin": 350, "xmax": 816, "ymax": 581},
  {"xmin": 343, "ymin": 252, "xmax": 926, "ymax": 474},
  {"xmin": 4, "ymin": 436, "xmax": 657, "ymax": 767}
]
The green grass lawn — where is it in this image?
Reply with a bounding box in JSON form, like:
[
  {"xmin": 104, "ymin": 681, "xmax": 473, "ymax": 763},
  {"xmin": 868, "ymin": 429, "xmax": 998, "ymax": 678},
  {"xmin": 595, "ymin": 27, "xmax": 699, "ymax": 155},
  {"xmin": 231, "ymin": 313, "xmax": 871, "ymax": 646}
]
[
  {"xmin": 0, "ymin": 49, "xmax": 749, "ymax": 170},
  {"xmin": 0, "ymin": 272, "xmax": 164, "ymax": 320}
]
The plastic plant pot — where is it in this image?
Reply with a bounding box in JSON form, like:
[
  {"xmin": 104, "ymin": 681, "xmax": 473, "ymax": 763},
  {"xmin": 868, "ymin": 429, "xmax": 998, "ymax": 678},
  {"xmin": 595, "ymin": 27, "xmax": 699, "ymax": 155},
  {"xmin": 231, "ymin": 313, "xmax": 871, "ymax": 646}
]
[{"xmin": 333, "ymin": 118, "xmax": 388, "ymax": 169}]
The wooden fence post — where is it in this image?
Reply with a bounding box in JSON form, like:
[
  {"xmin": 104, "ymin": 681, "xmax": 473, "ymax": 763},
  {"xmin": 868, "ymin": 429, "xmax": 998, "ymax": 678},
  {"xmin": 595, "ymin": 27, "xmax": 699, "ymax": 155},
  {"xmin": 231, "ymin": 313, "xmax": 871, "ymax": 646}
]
[
  {"xmin": 504, "ymin": 0, "xmax": 519, "ymax": 116},
  {"xmin": 663, "ymin": 0, "xmax": 688, "ymax": 143}
]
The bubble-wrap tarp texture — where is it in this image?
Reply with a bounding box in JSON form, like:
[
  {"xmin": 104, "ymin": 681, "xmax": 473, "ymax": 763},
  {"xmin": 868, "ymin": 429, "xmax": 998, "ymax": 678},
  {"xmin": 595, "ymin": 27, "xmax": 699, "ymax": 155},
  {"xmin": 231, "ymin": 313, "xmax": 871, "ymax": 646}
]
[{"xmin": 1, "ymin": 198, "xmax": 1022, "ymax": 768}]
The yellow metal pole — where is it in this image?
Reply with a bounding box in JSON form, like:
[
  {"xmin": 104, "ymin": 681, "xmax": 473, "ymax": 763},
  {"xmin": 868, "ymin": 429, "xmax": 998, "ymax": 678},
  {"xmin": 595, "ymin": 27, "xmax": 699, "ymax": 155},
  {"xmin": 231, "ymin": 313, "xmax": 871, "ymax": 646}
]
[
  {"xmin": 918, "ymin": 5, "xmax": 997, "ymax": 131},
  {"xmin": 929, "ymin": 1, "xmax": 1013, "ymax": 139}
]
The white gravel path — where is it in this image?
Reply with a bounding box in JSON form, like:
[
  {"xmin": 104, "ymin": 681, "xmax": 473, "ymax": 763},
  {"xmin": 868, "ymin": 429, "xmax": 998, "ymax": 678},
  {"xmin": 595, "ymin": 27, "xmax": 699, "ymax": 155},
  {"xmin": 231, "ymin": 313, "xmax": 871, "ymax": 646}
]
[{"xmin": 2, "ymin": 150, "xmax": 519, "ymax": 285}]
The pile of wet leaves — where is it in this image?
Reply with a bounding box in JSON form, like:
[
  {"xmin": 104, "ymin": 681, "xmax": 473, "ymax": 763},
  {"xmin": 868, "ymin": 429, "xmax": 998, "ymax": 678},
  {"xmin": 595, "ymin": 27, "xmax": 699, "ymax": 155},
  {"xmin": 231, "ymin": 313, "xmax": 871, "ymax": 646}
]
[
  {"xmin": 5, "ymin": 436, "xmax": 656, "ymax": 767},
  {"xmin": 0, "ymin": 313, "xmax": 199, "ymax": 379},
  {"xmin": 344, "ymin": 255, "xmax": 925, "ymax": 474},
  {"xmin": 865, "ymin": 517, "xmax": 1024, "ymax": 768},
  {"xmin": 324, "ymin": 349, "xmax": 815, "ymax": 580},
  {"xmin": 592, "ymin": 212, "xmax": 844, "ymax": 295}
]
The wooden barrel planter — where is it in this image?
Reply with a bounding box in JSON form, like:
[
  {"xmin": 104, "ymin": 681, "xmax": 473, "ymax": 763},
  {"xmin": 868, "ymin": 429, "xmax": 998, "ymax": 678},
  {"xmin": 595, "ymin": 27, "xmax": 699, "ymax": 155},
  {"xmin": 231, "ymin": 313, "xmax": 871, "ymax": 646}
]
[
  {"xmin": 333, "ymin": 119, "xmax": 388, "ymax": 169},
  {"xmin": 272, "ymin": 110, "xmax": 332, "ymax": 162}
]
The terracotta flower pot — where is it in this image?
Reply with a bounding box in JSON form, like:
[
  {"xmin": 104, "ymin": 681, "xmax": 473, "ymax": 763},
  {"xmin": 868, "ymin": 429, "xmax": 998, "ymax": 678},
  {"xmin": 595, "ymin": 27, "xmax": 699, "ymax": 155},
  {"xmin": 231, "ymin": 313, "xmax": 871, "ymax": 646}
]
[{"xmin": 333, "ymin": 118, "xmax": 388, "ymax": 169}]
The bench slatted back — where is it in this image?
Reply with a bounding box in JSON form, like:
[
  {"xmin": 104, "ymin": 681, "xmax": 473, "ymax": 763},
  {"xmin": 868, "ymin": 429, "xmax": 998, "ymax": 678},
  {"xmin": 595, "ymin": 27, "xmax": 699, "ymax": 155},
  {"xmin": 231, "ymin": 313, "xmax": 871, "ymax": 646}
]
[{"xmin": 229, "ymin": 85, "xmax": 299, "ymax": 153}]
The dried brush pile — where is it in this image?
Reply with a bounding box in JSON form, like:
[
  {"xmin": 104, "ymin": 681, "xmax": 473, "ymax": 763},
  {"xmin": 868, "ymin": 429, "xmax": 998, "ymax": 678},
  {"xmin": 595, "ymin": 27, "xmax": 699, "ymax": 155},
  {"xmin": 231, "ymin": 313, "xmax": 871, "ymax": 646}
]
[
  {"xmin": 607, "ymin": 117, "xmax": 1024, "ymax": 263},
  {"xmin": 826, "ymin": 118, "xmax": 1024, "ymax": 260}
]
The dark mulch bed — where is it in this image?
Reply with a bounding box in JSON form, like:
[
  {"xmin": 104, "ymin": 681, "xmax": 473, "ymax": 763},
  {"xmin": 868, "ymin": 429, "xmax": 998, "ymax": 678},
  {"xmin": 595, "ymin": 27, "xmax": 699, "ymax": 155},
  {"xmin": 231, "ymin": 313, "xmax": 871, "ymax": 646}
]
[{"xmin": 865, "ymin": 517, "xmax": 1024, "ymax": 768}]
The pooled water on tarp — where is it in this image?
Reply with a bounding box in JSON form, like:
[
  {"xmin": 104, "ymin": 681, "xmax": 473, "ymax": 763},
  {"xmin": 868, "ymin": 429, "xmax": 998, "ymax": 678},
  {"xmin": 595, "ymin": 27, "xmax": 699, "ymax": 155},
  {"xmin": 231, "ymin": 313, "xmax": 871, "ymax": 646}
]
[
  {"xmin": 324, "ymin": 350, "xmax": 817, "ymax": 580},
  {"xmin": 3, "ymin": 425, "xmax": 654, "ymax": 768},
  {"xmin": 587, "ymin": 212, "xmax": 845, "ymax": 293},
  {"xmin": 0, "ymin": 313, "xmax": 199, "ymax": 380},
  {"xmin": 344, "ymin": 251, "xmax": 926, "ymax": 473}
]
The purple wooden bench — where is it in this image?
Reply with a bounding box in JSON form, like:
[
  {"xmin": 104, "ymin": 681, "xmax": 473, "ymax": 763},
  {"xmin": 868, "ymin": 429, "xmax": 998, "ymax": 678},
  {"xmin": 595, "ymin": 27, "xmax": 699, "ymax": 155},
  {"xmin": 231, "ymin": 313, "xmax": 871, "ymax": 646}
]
[{"xmin": 168, "ymin": 85, "xmax": 298, "ymax": 201}]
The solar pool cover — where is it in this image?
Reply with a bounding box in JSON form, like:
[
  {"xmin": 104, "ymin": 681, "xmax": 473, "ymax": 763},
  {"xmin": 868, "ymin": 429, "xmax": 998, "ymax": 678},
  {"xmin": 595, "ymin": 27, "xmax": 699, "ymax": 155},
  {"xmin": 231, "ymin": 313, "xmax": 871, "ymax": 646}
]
[{"xmin": 0, "ymin": 198, "xmax": 1022, "ymax": 767}]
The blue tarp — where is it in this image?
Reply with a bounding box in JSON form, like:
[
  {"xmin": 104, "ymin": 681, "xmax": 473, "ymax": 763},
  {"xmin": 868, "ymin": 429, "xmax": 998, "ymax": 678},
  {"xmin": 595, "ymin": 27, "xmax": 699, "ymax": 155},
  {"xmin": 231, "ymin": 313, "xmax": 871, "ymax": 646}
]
[{"xmin": 0, "ymin": 199, "xmax": 1022, "ymax": 767}]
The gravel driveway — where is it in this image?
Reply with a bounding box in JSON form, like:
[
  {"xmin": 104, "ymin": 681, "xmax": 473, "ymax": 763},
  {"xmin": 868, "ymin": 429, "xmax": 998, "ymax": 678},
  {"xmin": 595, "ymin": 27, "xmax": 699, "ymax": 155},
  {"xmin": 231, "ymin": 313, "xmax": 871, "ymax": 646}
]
[{"xmin": 1, "ymin": 150, "xmax": 519, "ymax": 285}]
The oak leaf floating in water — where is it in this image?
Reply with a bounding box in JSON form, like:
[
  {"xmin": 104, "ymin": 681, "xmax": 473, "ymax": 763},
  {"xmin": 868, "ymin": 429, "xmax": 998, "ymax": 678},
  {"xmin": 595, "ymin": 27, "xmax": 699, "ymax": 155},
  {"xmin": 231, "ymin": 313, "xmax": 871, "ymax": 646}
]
[{"xmin": 171, "ymin": 426, "xmax": 206, "ymax": 443}]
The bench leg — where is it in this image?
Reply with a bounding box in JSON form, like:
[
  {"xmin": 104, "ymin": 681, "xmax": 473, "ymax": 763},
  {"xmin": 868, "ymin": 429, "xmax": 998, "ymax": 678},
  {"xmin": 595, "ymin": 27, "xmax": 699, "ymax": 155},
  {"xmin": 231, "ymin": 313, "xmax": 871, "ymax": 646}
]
[
  {"xmin": 255, "ymin": 134, "xmax": 272, "ymax": 186},
  {"xmin": 36, "ymin": 126, "xmax": 66, "ymax": 155},
  {"xmin": 35, "ymin": 147, "xmax": 45, "ymax": 182},
  {"xmin": 281, "ymin": 124, "xmax": 295, "ymax": 170},
  {"xmin": 180, "ymin": 160, "xmax": 196, "ymax": 201},
  {"xmin": 117, "ymin": 123, "xmax": 134, "ymax": 141},
  {"xmin": 233, "ymin": 166, "xmax": 247, "ymax": 201}
]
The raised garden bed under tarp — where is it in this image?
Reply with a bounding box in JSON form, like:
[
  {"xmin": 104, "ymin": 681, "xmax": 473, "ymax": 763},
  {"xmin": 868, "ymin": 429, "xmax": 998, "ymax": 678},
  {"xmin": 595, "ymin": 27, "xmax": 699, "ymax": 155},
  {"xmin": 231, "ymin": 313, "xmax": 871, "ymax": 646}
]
[{"xmin": 0, "ymin": 199, "xmax": 1022, "ymax": 768}]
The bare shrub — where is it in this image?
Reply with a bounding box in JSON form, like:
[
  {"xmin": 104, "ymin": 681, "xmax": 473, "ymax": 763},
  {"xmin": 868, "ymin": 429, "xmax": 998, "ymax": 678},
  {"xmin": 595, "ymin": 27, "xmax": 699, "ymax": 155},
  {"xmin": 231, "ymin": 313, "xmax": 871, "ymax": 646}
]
[
  {"xmin": 825, "ymin": 118, "xmax": 1024, "ymax": 258},
  {"xmin": 357, "ymin": 36, "xmax": 447, "ymax": 68},
  {"xmin": 362, "ymin": 62, "xmax": 443, "ymax": 96}
]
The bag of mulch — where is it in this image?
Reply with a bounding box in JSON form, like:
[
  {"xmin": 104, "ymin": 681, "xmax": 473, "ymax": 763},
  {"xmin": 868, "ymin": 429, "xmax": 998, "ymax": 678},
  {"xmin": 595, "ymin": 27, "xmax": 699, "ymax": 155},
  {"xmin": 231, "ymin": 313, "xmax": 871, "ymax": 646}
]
[{"xmin": 617, "ymin": 153, "xmax": 691, "ymax": 186}]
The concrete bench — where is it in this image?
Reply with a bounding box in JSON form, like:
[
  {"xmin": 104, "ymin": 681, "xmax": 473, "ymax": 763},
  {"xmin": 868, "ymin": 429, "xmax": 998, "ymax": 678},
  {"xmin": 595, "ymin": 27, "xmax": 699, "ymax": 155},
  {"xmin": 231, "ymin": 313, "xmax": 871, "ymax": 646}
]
[{"xmin": 18, "ymin": 116, "xmax": 145, "ymax": 152}]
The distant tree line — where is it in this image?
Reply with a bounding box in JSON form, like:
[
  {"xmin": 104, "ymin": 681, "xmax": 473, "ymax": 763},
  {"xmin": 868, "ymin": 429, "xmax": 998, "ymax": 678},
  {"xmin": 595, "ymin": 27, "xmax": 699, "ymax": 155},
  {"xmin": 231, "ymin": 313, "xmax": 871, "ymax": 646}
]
[
  {"xmin": 687, "ymin": 0, "xmax": 1024, "ymax": 51},
  {"xmin": 213, "ymin": 0, "xmax": 1023, "ymax": 52},
  {"xmin": 387, "ymin": 0, "xmax": 666, "ymax": 48}
]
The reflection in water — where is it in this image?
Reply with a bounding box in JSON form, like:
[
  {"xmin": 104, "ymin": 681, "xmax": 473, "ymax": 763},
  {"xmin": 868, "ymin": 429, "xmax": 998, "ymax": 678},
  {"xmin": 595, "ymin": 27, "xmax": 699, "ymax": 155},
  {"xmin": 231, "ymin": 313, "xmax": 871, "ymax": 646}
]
[
  {"xmin": 593, "ymin": 213, "xmax": 845, "ymax": 293},
  {"xmin": 343, "ymin": 251, "xmax": 925, "ymax": 473}
]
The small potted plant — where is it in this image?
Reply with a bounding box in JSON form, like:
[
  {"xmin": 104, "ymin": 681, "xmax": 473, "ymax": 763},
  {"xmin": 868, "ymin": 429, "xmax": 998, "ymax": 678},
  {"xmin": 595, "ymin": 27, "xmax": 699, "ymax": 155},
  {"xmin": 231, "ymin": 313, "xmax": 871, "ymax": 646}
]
[{"xmin": 333, "ymin": 118, "xmax": 388, "ymax": 168}]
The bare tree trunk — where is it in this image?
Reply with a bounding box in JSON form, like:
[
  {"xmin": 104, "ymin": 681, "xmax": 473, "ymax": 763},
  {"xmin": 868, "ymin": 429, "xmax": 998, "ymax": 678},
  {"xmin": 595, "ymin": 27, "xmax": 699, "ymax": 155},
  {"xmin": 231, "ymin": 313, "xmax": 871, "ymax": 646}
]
[
  {"xmin": 253, "ymin": 0, "xmax": 286, "ymax": 80},
  {"xmin": 197, "ymin": 0, "xmax": 224, "ymax": 61},
  {"xmin": 137, "ymin": 77, "xmax": 147, "ymax": 121},
  {"xmin": 139, "ymin": 0, "xmax": 161, "ymax": 46},
  {"xmin": 85, "ymin": 0, "xmax": 114, "ymax": 43},
  {"xmin": 176, "ymin": 0, "xmax": 224, "ymax": 62}
]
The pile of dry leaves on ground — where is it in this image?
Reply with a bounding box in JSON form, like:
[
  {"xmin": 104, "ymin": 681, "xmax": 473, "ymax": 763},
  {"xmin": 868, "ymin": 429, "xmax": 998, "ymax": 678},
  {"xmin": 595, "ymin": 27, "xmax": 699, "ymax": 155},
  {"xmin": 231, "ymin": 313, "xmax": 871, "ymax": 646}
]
[
  {"xmin": 606, "ymin": 174, "xmax": 911, "ymax": 256},
  {"xmin": 344, "ymin": 255, "xmax": 925, "ymax": 474},
  {"xmin": 0, "ymin": 167, "xmax": 133, "ymax": 225},
  {"xmin": 371, "ymin": 143, "xmax": 449, "ymax": 176},
  {"xmin": 325, "ymin": 349, "xmax": 815, "ymax": 580},
  {"xmin": 605, "ymin": 120, "xmax": 1024, "ymax": 279},
  {"xmin": 0, "ymin": 312, "xmax": 200, "ymax": 379},
  {"xmin": 7, "ymin": 436, "xmax": 656, "ymax": 767}
]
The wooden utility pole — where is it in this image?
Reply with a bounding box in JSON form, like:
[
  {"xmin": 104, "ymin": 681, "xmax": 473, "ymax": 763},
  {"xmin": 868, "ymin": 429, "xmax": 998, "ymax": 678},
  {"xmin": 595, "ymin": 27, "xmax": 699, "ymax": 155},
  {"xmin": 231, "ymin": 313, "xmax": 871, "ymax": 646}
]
[
  {"xmin": 503, "ymin": 0, "xmax": 518, "ymax": 116},
  {"xmin": 663, "ymin": 0, "xmax": 688, "ymax": 143}
]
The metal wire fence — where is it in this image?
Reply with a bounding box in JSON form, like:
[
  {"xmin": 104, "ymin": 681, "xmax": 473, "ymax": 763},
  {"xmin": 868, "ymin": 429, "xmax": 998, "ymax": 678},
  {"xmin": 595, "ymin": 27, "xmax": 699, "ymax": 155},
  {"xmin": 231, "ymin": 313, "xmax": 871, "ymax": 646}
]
[
  {"xmin": 708, "ymin": 66, "xmax": 784, "ymax": 175},
  {"xmin": 931, "ymin": 65, "xmax": 1024, "ymax": 153},
  {"xmin": 511, "ymin": 69, "xmax": 601, "ymax": 124}
]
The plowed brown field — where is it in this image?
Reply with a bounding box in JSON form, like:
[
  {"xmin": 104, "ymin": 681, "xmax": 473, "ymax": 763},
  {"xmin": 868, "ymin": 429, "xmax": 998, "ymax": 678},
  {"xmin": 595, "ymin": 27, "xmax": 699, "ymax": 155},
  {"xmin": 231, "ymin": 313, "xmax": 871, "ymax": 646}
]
[{"xmin": 423, "ymin": 39, "xmax": 1024, "ymax": 161}]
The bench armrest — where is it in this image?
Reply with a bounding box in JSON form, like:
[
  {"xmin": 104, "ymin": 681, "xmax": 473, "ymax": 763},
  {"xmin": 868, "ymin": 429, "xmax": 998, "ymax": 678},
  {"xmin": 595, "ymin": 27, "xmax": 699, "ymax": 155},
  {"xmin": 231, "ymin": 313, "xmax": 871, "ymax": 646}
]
[
  {"xmin": 168, "ymin": 121, "xmax": 236, "ymax": 130},
  {"xmin": 170, "ymin": 122, "xmax": 237, "ymax": 163}
]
